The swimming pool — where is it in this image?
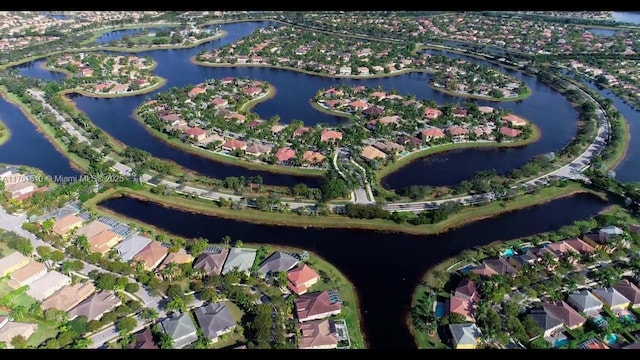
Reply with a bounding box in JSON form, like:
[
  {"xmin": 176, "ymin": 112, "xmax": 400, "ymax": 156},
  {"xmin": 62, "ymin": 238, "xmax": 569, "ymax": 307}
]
[
  {"xmin": 553, "ymin": 338, "xmax": 570, "ymax": 348},
  {"xmin": 434, "ymin": 302, "xmax": 446, "ymax": 318},
  {"xmin": 458, "ymin": 264, "xmax": 475, "ymax": 274},
  {"xmin": 502, "ymin": 248, "xmax": 516, "ymax": 258},
  {"xmin": 605, "ymin": 333, "xmax": 619, "ymax": 346}
]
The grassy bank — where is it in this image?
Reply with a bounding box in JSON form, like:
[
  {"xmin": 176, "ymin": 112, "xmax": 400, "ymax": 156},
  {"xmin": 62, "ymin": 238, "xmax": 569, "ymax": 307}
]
[
  {"xmin": 79, "ymin": 22, "xmax": 182, "ymax": 45},
  {"xmin": 57, "ymin": 76, "xmax": 167, "ymax": 99},
  {"xmin": 0, "ymin": 86, "xmax": 89, "ymax": 172},
  {"xmin": 0, "ymin": 119, "xmax": 10, "ymax": 146},
  {"xmin": 375, "ymin": 122, "xmax": 541, "ymax": 183},
  {"xmin": 131, "ymin": 87, "xmax": 325, "ymax": 177},
  {"xmin": 86, "ymin": 181, "xmax": 604, "ymax": 236},
  {"xmin": 606, "ymin": 114, "xmax": 631, "ymax": 171}
]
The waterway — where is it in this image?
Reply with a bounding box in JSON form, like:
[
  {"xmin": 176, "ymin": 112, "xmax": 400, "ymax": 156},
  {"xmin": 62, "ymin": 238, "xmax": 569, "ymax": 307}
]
[
  {"xmin": 100, "ymin": 193, "xmax": 609, "ymax": 348},
  {"xmin": 11, "ymin": 21, "xmax": 581, "ymax": 190}
]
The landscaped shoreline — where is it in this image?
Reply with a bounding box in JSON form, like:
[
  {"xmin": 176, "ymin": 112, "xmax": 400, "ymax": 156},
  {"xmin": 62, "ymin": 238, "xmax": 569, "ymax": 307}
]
[
  {"xmin": 427, "ymin": 82, "xmax": 533, "ymax": 102},
  {"xmin": 0, "ymin": 119, "xmax": 10, "ymax": 146},
  {"xmin": 87, "ymin": 182, "xmax": 606, "ymax": 236},
  {"xmin": 131, "ymin": 84, "xmax": 325, "ymax": 177},
  {"xmin": 376, "ymin": 121, "xmax": 542, "ymax": 187}
]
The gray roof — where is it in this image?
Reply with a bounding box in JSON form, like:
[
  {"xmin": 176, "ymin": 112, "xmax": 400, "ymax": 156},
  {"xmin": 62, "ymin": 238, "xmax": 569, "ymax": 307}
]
[
  {"xmin": 0, "ymin": 166, "xmax": 12, "ymax": 174},
  {"xmin": 193, "ymin": 247, "xmax": 229, "ymax": 276},
  {"xmin": 115, "ymin": 234, "xmax": 152, "ymax": 261},
  {"xmin": 528, "ymin": 308, "xmax": 563, "ymax": 332},
  {"xmin": 194, "ymin": 302, "xmax": 236, "ymax": 340},
  {"xmin": 600, "ymin": 226, "xmax": 624, "ymax": 236},
  {"xmin": 567, "ymin": 290, "xmax": 604, "ymax": 312},
  {"xmin": 160, "ymin": 312, "xmax": 198, "ymax": 349},
  {"xmin": 448, "ymin": 323, "xmax": 482, "ymax": 346},
  {"xmin": 257, "ymin": 251, "xmax": 299, "ymax": 277},
  {"xmin": 68, "ymin": 290, "xmax": 121, "ymax": 321},
  {"xmin": 222, "ymin": 248, "xmax": 257, "ymax": 275},
  {"xmin": 593, "ymin": 287, "xmax": 630, "ymax": 307}
]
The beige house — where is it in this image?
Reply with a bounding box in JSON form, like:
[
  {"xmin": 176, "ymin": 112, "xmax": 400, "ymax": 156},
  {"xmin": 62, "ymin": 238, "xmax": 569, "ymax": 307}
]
[
  {"xmin": 26, "ymin": 271, "xmax": 72, "ymax": 302},
  {"xmin": 88, "ymin": 230, "xmax": 123, "ymax": 255},
  {"xmin": 52, "ymin": 214, "xmax": 84, "ymax": 237},
  {"xmin": 8, "ymin": 260, "xmax": 47, "ymax": 289},
  {"xmin": 0, "ymin": 252, "xmax": 30, "ymax": 277},
  {"xmin": 0, "ymin": 321, "xmax": 38, "ymax": 348},
  {"xmin": 133, "ymin": 241, "xmax": 169, "ymax": 271},
  {"xmin": 41, "ymin": 282, "xmax": 96, "ymax": 312},
  {"xmin": 76, "ymin": 220, "xmax": 111, "ymax": 240}
]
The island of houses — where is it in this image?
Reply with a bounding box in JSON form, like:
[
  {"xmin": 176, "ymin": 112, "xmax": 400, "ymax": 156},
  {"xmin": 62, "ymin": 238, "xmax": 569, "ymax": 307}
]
[
  {"xmin": 104, "ymin": 26, "xmax": 224, "ymax": 49},
  {"xmin": 413, "ymin": 222, "xmax": 640, "ymax": 350},
  {"xmin": 45, "ymin": 52, "xmax": 163, "ymax": 96}
]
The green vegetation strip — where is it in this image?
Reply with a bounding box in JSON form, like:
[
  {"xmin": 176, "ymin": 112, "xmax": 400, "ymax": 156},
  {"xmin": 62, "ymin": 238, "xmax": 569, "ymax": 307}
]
[
  {"xmin": 0, "ymin": 119, "xmax": 10, "ymax": 145},
  {"xmin": 86, "ymin": 181, "xmax": 604, "ymax": 236}
]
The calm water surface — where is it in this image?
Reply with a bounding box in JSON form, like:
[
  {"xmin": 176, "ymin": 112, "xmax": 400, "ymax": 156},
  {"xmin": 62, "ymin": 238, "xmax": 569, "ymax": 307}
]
[{"xmin": 101, "ymin": 193, "xmax": 608, "ymax": 349}]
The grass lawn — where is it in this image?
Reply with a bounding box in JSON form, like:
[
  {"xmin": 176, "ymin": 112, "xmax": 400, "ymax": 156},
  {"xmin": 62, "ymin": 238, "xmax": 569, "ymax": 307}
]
[
  {"xmin": 26, "ymin": 320, "xmax": 59, "ymax": 348},
  {"xmin": 209, "ymin": 329, "xmax": 245, "ymax": 349},
  {"xmin": 224, "ymin": 300, "xmax": 244, "ymax": 322},
  {"xmin": 410, "ymin": 285, "xmax": 449, "ymax": 349},
  {"xmin": 605, "ymin": 114, "xmax": 631, "ymax": 170},
  {"xmin": 0, "ymin": 119, "xmax": 10, "ymax": 146}
]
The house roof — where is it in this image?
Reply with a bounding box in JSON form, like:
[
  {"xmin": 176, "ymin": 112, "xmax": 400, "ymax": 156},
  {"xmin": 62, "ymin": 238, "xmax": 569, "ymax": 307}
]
[
  {"xmin": 0, "ymin": 322, "xmax": 38, "ymax": 348},
  {"xmin": 593, "ymin": 287, "xmax": 631, "ymax": 307},
  {"xmin": 159, "ymin": 252, "xmax": 194, "ymax": 270},
  {"xmin": 562, "ymin": 238, "xmax": 596, "ymax": 253},
  {"xmin": 9, "ymin": 259, "xmax": 46, "ymax": 287},
  {"xmin": 472, "ymin": 257, "xmax": 517, "ymax": 276},
  {"xmin": 160, "ymin": 312, "xmax": 198, "ymax": 349},
  {"xmin": 449, "ymin": 296, "xmax": 473, "ymax": 320},
  {"xmin": 41, "ymin": 282, "xmax": 96, "ymax": 312},
  {"xmin": 222, "ymin": 248, "xmax": 257, "ymax": 275},
  {"xmin": 567, "ymin": 290, "xmax": 603, "ymax": 312},
  {"xmin": 360, "ymin": 145, "xmax": 387, "ymax": 161},
  {"xmin": 454, "ymin": 278, "xmax": 477, "ymax": 300},
  {"xmin": 76, "ymin": 220, "xmax": 111, "ymax": 240},
  {"xmin": 257, "ymin": 251, "xmax": 299, "ymax": 277},
  {"xmin": 542, "ymin": 301, "xmax": 586, "ymax": 328},
  {"xmin": 127, "ymin": 327, "xmax": 158, "ymax": 349},
  {"xmin": 0, "ymin": 251, "xmax": 29, "ymax": 276},
  {"xmin": 275, "ymin": 147, "xmax": 296, "ymax": 162},
  {"xmin": 287, "ymin": 264, "xmax": 320, "ymax": 294},
  {"xmin": 600, "ymin": 226, "xmax": 624, "ymax": 236},
  {"xmin": 193, "ymin": 247, "xmax": 229, "ymax": 276},
  {"xmin": 52, "ymin": 214, "xmax": 84, "ymax": 235},
  {"xmin": 115, "ymin": 234, "xmax": 152, "ymax": 261},
  {"xmin": 448, "ymin": 323, "xmax": 482, "ymax": 346},
  {"xmin": 88, "ymin": 230, "xmax": 122, "ymax": 254},
  {"xmin": 614, "ymin": 280, "xmax": 640, "ymax": 304},
  {"xmin": 296, "ymin": 319, "xmax": 338, "ymax": 349},
  {"xmin": 26, "ymin": 271, "xmax": 71, "ymax": 301},
  {"xmin": 194, "ymin": 302, "xmax": 236, "ymax": 340},
  {"xmin": 528, "ymin": 308, "xmax": 563, "ymax": 332},
  {"xmin": 134, "ymin": 241, "xmax": 169, "ymax": 270},
  {"xmin": 295, "ymin": 291, "xmax": 342, "ymax": 321},
  {"xmin": 68, "ymin": 290, "xmax": 122, "ymax": 321}
]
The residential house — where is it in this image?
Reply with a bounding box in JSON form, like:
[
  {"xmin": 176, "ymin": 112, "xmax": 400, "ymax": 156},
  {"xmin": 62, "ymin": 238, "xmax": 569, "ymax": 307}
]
[
  {"xmin": 448, "ymin": 323, "xmax": 482, "ymax": 349},
  {"xmin": 592, "ymin": 288, "xmax": 631, "ymax": 313},
  {"xmin": 221, "ymin": 139, "xmax": 247, "ymax": 152},
  {"xmin": 41, "ymin": 282, "xmax": 96, "ymax": 312},
  {"xmin": 115, "ymin": 234, "xmax": 152, "ymax": 262},
  {"xmin": 470, "ymin": 257, "xmax": 517, "ymax": 277},
  {"xmin": 296, "ymin": 319, "xmax": 339, "ymax": 349},
  {"xmin": 76, "ymin": 220, "xmax": 110, "ymax": 240},
  {"xmin": 221, "ymin": 247, "xmax": 257, "ymax": 276},
  {"xmin": 257, "ymin": 251, "xmax": 299, "ymax": 279},
  {"xmin": 613, "ymin": 280, "xmax": 640, "ymax": 308},
  {"xmin": 454, "ymin": 279, "xmax": 479, "ymax": 301},
  {"xmin": 448, "ymin": 295, "xmax": 475, "ymax": 322},
  {"xmin": 193, "ymin": 247, "xmax": 229, "ymax": 276},
  {"xmin": 499, "ymin": 127, "xmax": 522, "ymax": 138},
  {"xmin": 8, "ymin": 260, "xmax": 47, "ymax": 289},
  {"xmin": 26, "ymin": 271, "xmax": 72, "ymax": 302},
  {"xmin": 52, "ymin": 213, "xmax": 84, "ymax": 237},
  {"xmin": 160, "ymin": 312, "xmax": 198, "ymax": 349},
  {"xmin": 503, "ymin": 113, "xmax": 527, "ymax": 127},
  {"xmin": 373, "ymin": 140, "xmax": 404, "ymax": 155},
  {"xmin": 188, "ymin": 87, "xmax": 206, "ymax": 97},
  {"xmin": 184, "ymin": 127, "xmax": 207, "ymax": 142},
  {"xmin": 424, "ymin": 107, "xmax": 443, "ymax": 120},
  {"xmin": 0, "ymin": 321, "xmax": 38, "ymax": 348},
  {"xmin": 420, "ymin": 128, "xmax": 446, "ymax": 141},
  {"xmin": 578, "ymin": 337, "xmax": 609, "ymax": 349},
  {"xmin": 302, "ymin": 151, "xmax": 325, "ymax": 165},
  {"xmin": 339, "ymin": 66, "xmax": 351, "ymax": 75},
  {"xmin": 0, "ymin": 252, "xmax": 29, "ymax": 277},
  {"xmin": 158, "ymin": 251, "xmax": 194, "ymax": 272},
  {"xmin": 0, "ymin": 166, "xmax": 13, "ymax": 180},
  {"xmin": 245, "ymin": 144, "xmax": 272, "ymax": 157},
  {"xmin": 127, "ymin": 327, "xmax": 158, "ymax": 349},
  {"xmin": 478, "ymin": 106, "xmax": 495, "ymax": 114},
  {"xmin": 275, "ymin": 147, "xmax": 296, "ymax": 164},
  {"xmin": 542, "ymin": 301, "xmax": 587, "ymax": 329},
  {"xmin": 527, "ymin": 308, "xmax": 564, "ymax": 338},
  {"xmin": 295, "ymin": 291, "xmax": 342, "ymax": 322},
  {"xmin": 3, "ymin": 175, "xmax": 37, "ymax": 200},
  {"xmin": 320, "ymin": 129, "xmax": 342, "ymax": 143},
  {"xmin": 87, "ymin": 230, "xmax": 123, "ymax": 255},
  {"xmin": 567, "ymin": 290, "xmax": 604, "ymax": 316},
  {"xmin": 287, "ymin": 264, "xmax": 321, "ymax": 295},
  {"xmin": 360, "ymin": 145, "xmax": 387, "ymax": 162},
  {"xmin": 508, "ymin": 252, "xmax": 537, "ymax": 270},
  {"xmin": 453, "ymin": 108, "xmax": 468, "ymax": 118},
  {"xmin": 68, "ymin": 290, "xmax": 122, "ymax": 321},
  {"xmin": 585, "ymin": 226, "xmax": 625, "ymax": 247},
  {"xmin": 133, "ymin": 241, "xmax": 169, "ymax": 271},
  {"xmin": 194, "ymin": 302, "xmax": 237, "ymax": 342}
]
